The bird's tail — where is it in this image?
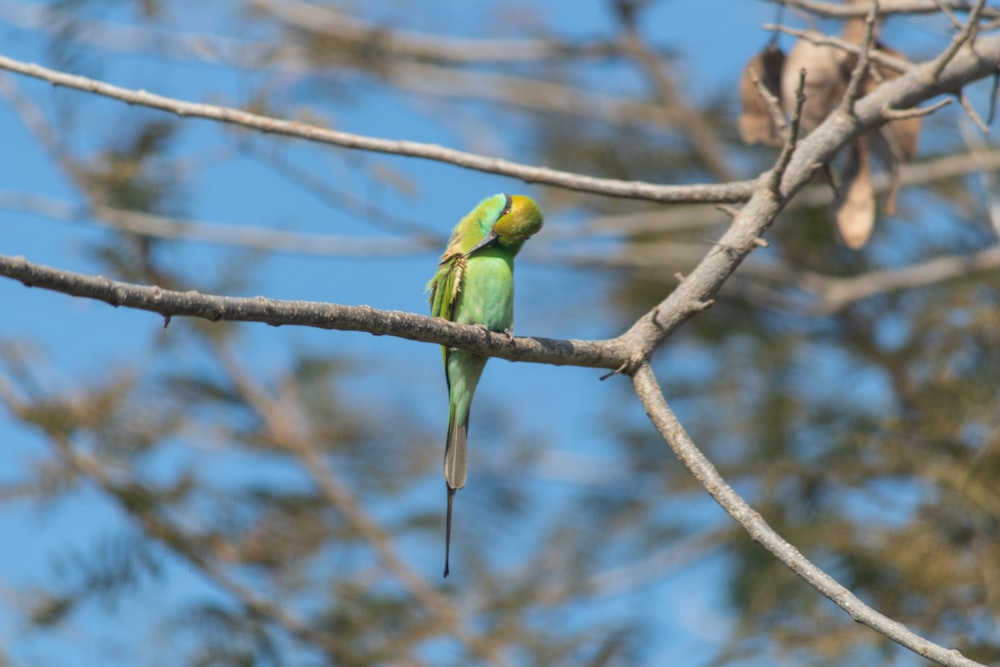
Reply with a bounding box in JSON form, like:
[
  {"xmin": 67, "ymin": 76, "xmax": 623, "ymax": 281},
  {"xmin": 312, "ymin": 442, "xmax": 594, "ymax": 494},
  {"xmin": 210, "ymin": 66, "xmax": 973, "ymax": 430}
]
[
  {"xmin": 444, "ymin": 401, "xmax": 468, "ymax": 490},
  {"xmin": 443, "ymin": 401, "xmax": 468, "ymax": 578}
]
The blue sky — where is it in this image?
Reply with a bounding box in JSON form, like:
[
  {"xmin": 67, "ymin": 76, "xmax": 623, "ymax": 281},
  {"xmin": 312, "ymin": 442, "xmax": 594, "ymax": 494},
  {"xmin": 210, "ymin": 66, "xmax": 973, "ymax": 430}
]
[{"xmin": 0, "ymin": 1, "xmax": 977, "ymax": 665}]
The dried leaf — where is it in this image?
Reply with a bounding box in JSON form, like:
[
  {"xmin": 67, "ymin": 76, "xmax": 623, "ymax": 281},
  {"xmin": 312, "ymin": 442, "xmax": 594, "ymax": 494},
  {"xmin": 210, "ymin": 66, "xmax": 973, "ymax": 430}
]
[
  {"xmin": 738, "ymin": 44, "xmax": 786, "ymax": 146},
  {"xmin": 839, "ymin": 39, "xmax": 920, "ymax": 214},
  {"xmin": 781, "ymin": 40, "xmax": 847, "ymax": 132},
  {"xmin": 831, "ymin": 139, "xmax": 876, "ymax": 249},
  {"xmin": 841, "ymin": 4, "xmax": 875, "ymax": 47},
  {"xmin": 868, "ymin": 43, "xmax": 921, "ymax": 214}
]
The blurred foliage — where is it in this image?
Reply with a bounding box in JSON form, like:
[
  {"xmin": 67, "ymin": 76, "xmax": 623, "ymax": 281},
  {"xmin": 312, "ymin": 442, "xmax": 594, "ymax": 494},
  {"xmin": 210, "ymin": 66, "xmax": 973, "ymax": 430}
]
[{"xmin": 1, "ymin": 1, "xmax": 999, "ymax": 667}]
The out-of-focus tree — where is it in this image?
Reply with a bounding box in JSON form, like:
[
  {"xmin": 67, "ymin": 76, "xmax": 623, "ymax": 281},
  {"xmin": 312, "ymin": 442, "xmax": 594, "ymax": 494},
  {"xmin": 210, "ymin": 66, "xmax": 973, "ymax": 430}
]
[{"xmin": 1, "ymin": 1, "xmax": 999, "ymax": 666}]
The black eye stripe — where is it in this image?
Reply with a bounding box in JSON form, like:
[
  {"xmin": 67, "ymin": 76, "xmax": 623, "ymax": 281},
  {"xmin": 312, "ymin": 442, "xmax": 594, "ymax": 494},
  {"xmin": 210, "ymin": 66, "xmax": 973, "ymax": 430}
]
[{"xmin": 501, "ymin": 193, "xmax": 513, "ymax": 217}]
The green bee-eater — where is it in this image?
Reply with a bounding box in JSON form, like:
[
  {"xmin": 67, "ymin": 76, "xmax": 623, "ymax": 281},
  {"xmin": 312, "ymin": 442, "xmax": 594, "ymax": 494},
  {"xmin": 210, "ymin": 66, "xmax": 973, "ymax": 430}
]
[{"xmin": 426, "ymin": 192, "xmax": 544, "ymax": 577}]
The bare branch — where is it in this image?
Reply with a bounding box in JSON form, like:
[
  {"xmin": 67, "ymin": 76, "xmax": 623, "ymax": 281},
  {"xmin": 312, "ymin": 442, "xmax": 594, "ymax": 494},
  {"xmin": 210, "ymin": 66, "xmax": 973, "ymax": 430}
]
[
  {"xmin": 249, "ymin": 0, "xmax": 626, "ymax": 65},
  {"xmin": 883, "ymin": 97, "xmax": 953, "ymax": 119},
  {"xmin": 929, "ymin": 0, "xmax": 988, "ymax": 80},
  {"xmin": 931, "ymin": 0, "xmax": 966, "ymax": 29},
  {"xmin": 775, "ymin": 0, "xmax": 1000, "ymax": 20},
  {"xmin": 958, "ymin": 90, "xmax": 991, "ymax": 133},
  {"xmin": 838, "ymin": 0, "xmax": 881, "ymax": 114},
  {"xmin": 577, "ymin": 147, "xmax": 1000, "ymax": 239},
  {"xmin": 769, "ymin": 68, "xmax": 808, "ymax": 196},
  {"xmin": 0, "ymin": 54, "xmax": 755, "ymax": 205},
  {"xmin": 0, "ymin": 191, "xmax": 433, "ymax": 256},
  {"xmin": 0, "ymin": 4, "xmax": 695, "ymax": 137},
  {"xmin": 765, "ymin": 24, "xmax": 912, "ymax": 73},
  {"xmin": 244, "ymin": 145, "xmax": 445, "ymax": 241},
  {"xmin": 751, "ymin": 67, "xmax": 790, "ymax": 138},
  {"xmin": 631, "ymin": 364, "xmax": 987, "ymax": 667},
  {"xmin": 617, "ymin": 31, "xmax": 1000, "ymax": 361},
  {"xmin": 804, "ymin": 244, "xmax": 1000, "ymax": 314},
  {"xmin": 0, "ymin": 254, "xmax": 627, "ymax": 371},
  {"xmin": 381, "ymin": 62, "xmax": 684, "ymax": 134}
]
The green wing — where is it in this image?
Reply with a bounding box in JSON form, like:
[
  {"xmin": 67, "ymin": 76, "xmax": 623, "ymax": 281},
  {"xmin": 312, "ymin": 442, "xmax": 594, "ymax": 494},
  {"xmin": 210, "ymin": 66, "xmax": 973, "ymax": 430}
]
[
  {"xmin": 427, "ymin": 254, "xmax": 466, "ymax": 320},
  {"xmin": 427, "ymin": 253, "xmax": 468, "ymax": 367}
]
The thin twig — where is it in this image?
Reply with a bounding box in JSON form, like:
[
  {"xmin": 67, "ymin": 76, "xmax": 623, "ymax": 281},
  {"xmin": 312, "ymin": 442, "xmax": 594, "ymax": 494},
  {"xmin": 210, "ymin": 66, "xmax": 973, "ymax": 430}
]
[
  {"xmin": 751, "ymin": 69, "xmax": 789, "ymax": 137},
  {"xmin": 839, "ymin": 0, "xmax": 881, "ymax": 114},
  {"xmin": 804, "ymin": 243, "xmax": 1000, "ymax": 314},
  {"xmin": 249, "ymin": 0, "xmax": 628, "ymax": 65},
  {"xmin": 775, "ymin": 0, "xmax": 1000, "ymax": 20},
  {"xmin": 883, "ymin": 97, "xmax": 952, "ymax": 120},
  {"xmin": 768, "ymin": 69, "xmax": 807, "ymax": 196},
  {"xmin": 578, "ymin": 147, "xmax": 1000, "ymax": 239},
  {"xmin": 931, "ymin": 0, "xmax": 964, "ymax": 29},
  {"xmin": 0, "ymin": 191, "xmax": 432, "ymax": 256},
  {"xmin": 765, "ymin": 24, "xmax": 912, "ymax": 74},
  {"xmin": 929, "ymin": 0, "xmax": 988, "ymax": 80},
  {"xmin": 958, "ymin": 91, "xmax": 990, "ymax": 133}
]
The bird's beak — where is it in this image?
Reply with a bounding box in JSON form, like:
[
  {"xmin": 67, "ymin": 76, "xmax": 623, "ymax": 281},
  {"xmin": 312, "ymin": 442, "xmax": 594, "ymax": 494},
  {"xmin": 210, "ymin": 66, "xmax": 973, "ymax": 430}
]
[{"xmin": 463, "ymin": 231, "xmax": 498, "ymax": 257}]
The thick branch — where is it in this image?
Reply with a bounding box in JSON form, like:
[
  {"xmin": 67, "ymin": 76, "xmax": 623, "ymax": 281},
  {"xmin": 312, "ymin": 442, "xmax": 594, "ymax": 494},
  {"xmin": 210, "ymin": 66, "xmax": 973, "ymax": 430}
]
[
  {"xmin": 0, "ymin": 54, "xmax": 755, "ymax": 204},
  {"xmin": 0, "ymin": 254, "xmax": 627, "ymax": 371},
  {"xmin": 632, "ymin": 364, "xmax": 985, "ymax": 667},
  {"xmin": 619, "ymin": 31, "xmax": 1000, "ymax": 361}
]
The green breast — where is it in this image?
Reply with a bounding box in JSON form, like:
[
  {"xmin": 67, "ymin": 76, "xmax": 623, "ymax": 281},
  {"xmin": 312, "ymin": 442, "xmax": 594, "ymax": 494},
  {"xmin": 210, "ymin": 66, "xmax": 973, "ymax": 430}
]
[{"xmin": 452, "ymin": 251, "xmax": 514, "ymax": 332}]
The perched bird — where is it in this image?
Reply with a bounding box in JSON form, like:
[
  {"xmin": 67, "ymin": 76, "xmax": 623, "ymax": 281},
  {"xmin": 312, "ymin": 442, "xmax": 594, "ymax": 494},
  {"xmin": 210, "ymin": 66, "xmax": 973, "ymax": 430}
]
[{"xmin": 426, "ymin": 192, "xmax": 544, "ymax": 577}]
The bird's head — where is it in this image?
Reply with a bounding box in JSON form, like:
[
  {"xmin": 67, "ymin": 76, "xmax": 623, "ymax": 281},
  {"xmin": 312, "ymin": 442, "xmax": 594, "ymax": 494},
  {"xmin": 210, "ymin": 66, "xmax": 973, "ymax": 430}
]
[{"xmin": 464, "ymin": 194, "xmax": 543, "ymax": 256}]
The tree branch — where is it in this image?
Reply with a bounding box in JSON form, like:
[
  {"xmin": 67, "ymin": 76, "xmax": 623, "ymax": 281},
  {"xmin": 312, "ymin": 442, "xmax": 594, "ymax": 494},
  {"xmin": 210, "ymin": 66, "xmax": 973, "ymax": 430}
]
[
  {"xmin": 0, "ymin": 254, "xmax": 628, "ymax": 370},
  {"xmin": 576, "ymin": 147, "xmax": 1000, "ymax": 238},
  {"xmin": 929, "ymin": 0, "xmax": 988, "ymax": 80},
  {"xmin": 0, "ymin": 54, "xmax": 755, "ymax": 204},
  {"xmin": 249, "ymin": 0, "xmax": 628, "ymax": 65},
  {"xmin": 0, "ymin": 191, "xmax": 432, "ymax": 256},
  {"xmin": 838, "ymin": 0, "xmax": 881, "ymax": 114},
  {"xmin": 619, "ymin": 30, "xmax": 1000, "ymax": 361},
  {"xmin": 775, "ymin": 0, "xmax": 1000, "ymax": 20},
  {"xmin": 0, "ymin": 3, "xmax": 699, "ymax": 137},
  {"xmin": 802, "ymin": 243, "xmax": 1000, "ymax": 314},
  {"xmin": 631, "ymin": 363, "xmax": 986, "ymax": 667},
  {"xmin": 765, "ymin": 24, "xmax": 912, "ymax": 73}
]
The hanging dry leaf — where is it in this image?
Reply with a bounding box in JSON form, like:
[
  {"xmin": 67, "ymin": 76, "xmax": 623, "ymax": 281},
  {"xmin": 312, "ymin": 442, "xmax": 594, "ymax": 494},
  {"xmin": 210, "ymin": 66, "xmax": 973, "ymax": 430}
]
[
  {"xmin": 745, "ymin": 3, "xmax": 921, "ymax": 247},
  {"xmin": 839, "ymin": 8, "xmax": 920, "ymax": 216},
  {"xmin": 781, "ymin": 39, "xmax": 847, "ymax": 132},
  {"xmin": 738, "ymin": 44, "xmax": 786, "ymax": 146},
  {"xmin": 867, "ymin": 43, "xmax": 921, "ymax": 214},
  {"xmin": 832, "ymin": 139, "xmax": 876, "ymax": 249},
  {"xmin": 841, "ymin": 2, "xmax": 874, "ymax": 47}
]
